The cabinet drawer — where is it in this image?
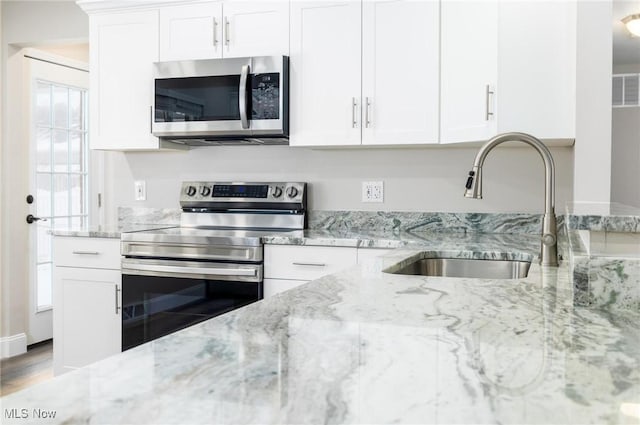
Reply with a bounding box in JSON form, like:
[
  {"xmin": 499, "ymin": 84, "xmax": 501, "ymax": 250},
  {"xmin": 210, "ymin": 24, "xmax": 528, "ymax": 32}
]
[
  {"xmin": 53, "ymin": 237, "xmax": 121, "ymax": 270},
  {"xmin": 265, "ymin": 245, "xmax": 357, "ymax": 281}
]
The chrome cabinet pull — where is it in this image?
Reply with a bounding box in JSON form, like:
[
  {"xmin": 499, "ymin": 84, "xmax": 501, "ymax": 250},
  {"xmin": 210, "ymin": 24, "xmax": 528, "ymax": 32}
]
[
  {"xmin": 239, "ymin": 64, "xmax": 250, "ymax": 129},
  {"xmin": 115, "ymin": 285, "xmax": 121, "ymax": 315},
  {"xmin": 150, "ymin": 105, "xmax": 153, "ymax": 133},
  {"xmin": 224, "ymin": 17, "xmax": 230, "ymax": 46},
  {"xmin": 365, "ymin": 97, "xmax": 371, "ymax": 128},
  {"xmin": 213, "ymin": 18, "xmax": 218, "ymax": 46},
  {"xmin": 292, "ymin": 262, "xmax": 326, "ymax": 267},
  {"xmin": 72, "ymin": 251, "xmax": 100, "ymax": 255},
  {"xmin": 485, "ymin": 84, "xmax": 494, "ymax": 121},
  {"xmin": 352, "ymin": 98, "xmax": 358, "ymax": 128}
]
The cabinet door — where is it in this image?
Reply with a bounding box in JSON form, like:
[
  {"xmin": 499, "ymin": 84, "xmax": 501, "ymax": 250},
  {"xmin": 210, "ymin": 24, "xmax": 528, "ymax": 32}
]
[
  {"xmin": 497, "ymin": 1, "xmax": 576, "ymax": 139},
  {"xmin": 90, "ymin": 10, "xmax": 160, "ymax": 150},
  {"xmin": 222, "ymin": 1, "xmax": 289, "ymax": 58},
  {"xmin": 160, "ymin": 2, "xmax": 223, "ymax": 61},
  {"xmin": 53, "ymin": 267, "xmax": 121, "ymax": 375},
  {"xmin": 362, "ymin": 0, "xmax": 439, "ymax": 145},
  {"xmin": 265, "ymin": 245, "xmax": 358, "ymax": 281},
  {"xmin": 440, "ymin": 1, "xmax": 498, "ymax": 144},
  {"xmin": 290, "ymin": 1, "xmax": 362, "ymax": 146}
]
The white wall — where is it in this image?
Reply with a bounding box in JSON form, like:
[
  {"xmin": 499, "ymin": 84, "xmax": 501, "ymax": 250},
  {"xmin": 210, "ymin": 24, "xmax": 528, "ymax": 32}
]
[
  {"xmin": 611, "ymin": 108, "xmax": 640, "ymax": 207},
  {"xmin": 573, "ymin": 0, "xmax": 613, "ymax": 204},
  {"xmin": 102, "ymin": 145, "xmax": 575, "ymax": 224},
  {"xmin": 0, "ymin": 1, "xmax": 88, "ymax": 348}
]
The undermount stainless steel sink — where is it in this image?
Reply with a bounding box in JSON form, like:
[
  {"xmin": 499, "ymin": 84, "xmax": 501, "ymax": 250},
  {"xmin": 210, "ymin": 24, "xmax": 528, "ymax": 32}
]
[{"xmin": 389, "ymin": 257, "xmax": 531, "ymax": 279}]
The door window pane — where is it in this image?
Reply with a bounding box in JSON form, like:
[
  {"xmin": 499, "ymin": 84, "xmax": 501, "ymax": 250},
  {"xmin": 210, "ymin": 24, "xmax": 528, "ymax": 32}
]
[
  {"xmin": 70, "ymin": 175, "xmax": 84, "ymax": 215},
  {"xmin": 36, "ymin": 83, "xmax": 51, "ymax": 126},
  {"xmin": 53, "ymin": 86, "xmax": 68, "ymax": 128},
  {"xmin": 36, "ymin": 223, "xmax": 52, "ymax": 263},
  {"xmin": 69, "ymin": 132, "xmax": 83, "ymax": 172},
  {"xmin": 53, "ymin": 130, "xmax": 68, "ymax": 172},
  {"xmin": 37, "ymin": 263, "xmax": 53, "ymax": 309},
  {"xmin": 53, "ymin": 174, "xmax": 69, "ymax": 216},
  {"xmin": 69, "ymin": 89, "xmax": 84, "ymax": 130},
  {"xmin": 36, "ymin": 173, "xmax": 51, "ymax": 218},
  {"xmin": 36, "ymin": 128, "xmax": 51, "ymax": 172}
]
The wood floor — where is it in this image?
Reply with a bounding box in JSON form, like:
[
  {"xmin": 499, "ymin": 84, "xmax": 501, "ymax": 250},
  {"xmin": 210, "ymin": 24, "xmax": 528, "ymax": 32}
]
[{"xmin": 0, "ymin": 340, "xmax": 53, "ymax": 397}]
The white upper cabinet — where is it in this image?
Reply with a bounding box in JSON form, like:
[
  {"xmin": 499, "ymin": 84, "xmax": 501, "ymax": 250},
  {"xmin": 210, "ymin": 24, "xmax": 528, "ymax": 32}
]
[
  {"xmin": 497, "ymin": 1, "xmax": 576, "ymax": 139},
  {"xmin": 222, "ymin": 1, "xmax": 290, "ymax": 58},
  {"xmin": 291, "ymin": 0, "xmax": 438, "ymax": 147},
  {"xmin": 440, "ymin": 0, "xmax": 498, "ymax": 144},
  {"xmin": 290, "ymin": 1, "xmax": 362, "ymax": 146},
  {"xmin": 361, "ymin": 0, "xmax": 439, "ymax": 145},
  {"xmin": 160, "ymin": 2, "xmax": 224, "ymax": 61},
  {"xmin": 159, "ymin": 1, "xmax": 289, "ymax": 61},
  {"xmin": 90, "ymin": 10, "xmax": 161, "ymax": 150}
]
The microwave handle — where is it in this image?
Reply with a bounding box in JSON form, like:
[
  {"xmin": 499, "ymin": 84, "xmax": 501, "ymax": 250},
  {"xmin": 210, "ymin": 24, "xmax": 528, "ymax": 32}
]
[{"xmin": 239, "ymin": 64, "xmax": 250, "ymax": 129}]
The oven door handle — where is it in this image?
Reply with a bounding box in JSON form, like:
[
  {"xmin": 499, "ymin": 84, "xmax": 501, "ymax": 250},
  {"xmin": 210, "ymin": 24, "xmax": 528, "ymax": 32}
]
[{"xmin": 123, "ymin": 263, "xmax": 257, "ymax": 277}]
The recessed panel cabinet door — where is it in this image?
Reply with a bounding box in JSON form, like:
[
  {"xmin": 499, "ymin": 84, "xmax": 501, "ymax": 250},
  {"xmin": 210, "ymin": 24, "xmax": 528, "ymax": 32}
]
[
  {"xmin": 222, "ymin": 1, "xmax": 290, "ymax": 58},
  {"xmin": 160, "ymin": 2, "xmax": 224, "ymax": 61},
  {"xmin": 290, "ymin": 1, "xmax": 362, "ymax": 146},
  {"xmin": 497, "ymin": 1, "xmax": 576, "ymax": 139},
  {"xmin": 89, "ymin": 10, "xmax": 160, "ymax": 150},
  {"xmin": 53, "ymin": 267, "xmax": 121, "ymax": 375},
  {"xmin": 440, "ymin": 1, "xmax": 498, "ymax": 144},
  {"xmin": 362, "ymin": 0, "xmax": 439, "ymax": 145}
]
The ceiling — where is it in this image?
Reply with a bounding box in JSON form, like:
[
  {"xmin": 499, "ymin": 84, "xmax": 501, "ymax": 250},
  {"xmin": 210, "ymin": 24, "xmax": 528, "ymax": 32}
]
[{"xmin": 614, "ymin": 0, "xmax": 640, "ymax": 66}]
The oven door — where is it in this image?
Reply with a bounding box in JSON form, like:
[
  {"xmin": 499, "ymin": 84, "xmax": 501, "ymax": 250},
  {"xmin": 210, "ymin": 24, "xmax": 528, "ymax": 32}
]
[
  {"xmin": 152, "ymin": 56, "xmax": 288, "ymax": 138},
  {"xmin": 121, "ymin": 258, "xmax": 263, "ymax": 351}
]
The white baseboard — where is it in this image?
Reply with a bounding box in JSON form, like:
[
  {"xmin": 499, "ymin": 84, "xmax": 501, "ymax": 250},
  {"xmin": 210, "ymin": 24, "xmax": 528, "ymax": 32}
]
[{"xmin": 0, "ymin": 333, "xmax": 27, "ymax": 359}]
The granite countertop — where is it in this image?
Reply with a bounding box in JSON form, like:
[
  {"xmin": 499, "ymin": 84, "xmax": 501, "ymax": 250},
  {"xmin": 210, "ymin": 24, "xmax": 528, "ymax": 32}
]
[
  {"xmin": 50, "ymin": 224, "xmax": 177, "ymax": 238},
  {"xmin": 3, "ymin": 231, "xmax": 639, "ymax": 424}
]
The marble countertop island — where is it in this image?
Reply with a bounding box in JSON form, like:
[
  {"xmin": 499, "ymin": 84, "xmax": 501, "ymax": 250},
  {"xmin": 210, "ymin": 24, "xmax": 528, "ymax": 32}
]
[{"xmin": 4, "ymin": 232, "xmax": 639, "ymax": 424}]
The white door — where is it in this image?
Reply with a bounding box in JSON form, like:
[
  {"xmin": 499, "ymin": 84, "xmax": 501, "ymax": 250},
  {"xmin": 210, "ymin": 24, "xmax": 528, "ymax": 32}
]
[
  {"xmin": 362, "ymin": 0, "xmax": 440, "ymax": 145},
  {"xmin": 289, "ymin": 0, "xmax": 362, "ymax": 146},
  {"xmin": 160, "ymin": 2, "xmax": 224, "ymax": 61},
  {"xmin": 222, "ymin": 1, "xmax": 289, "ymax": 58},
  {"xmin": 440, "ymin": 0, "xmax": 498, "ymax": 144},
  {"xmin": 27, "ymin": 54, "xmax": 90, "ymax": 344}
]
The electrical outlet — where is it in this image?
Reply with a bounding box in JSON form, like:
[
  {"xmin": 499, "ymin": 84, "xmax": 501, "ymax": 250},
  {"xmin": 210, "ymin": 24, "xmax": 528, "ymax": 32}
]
[
  {"xmin": 134, "ymin": 180, "xmax": 146, "ymax": 201},
  {"xmin": 362, "ymin": 181, "xmax": 384, "ymax": 203}
]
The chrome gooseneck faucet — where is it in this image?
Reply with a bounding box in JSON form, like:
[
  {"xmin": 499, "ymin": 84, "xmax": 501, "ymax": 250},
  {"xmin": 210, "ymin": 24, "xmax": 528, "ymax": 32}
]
[{"xmin": 464, "ymin": 132, "xmax": 559, "ymax": 267}]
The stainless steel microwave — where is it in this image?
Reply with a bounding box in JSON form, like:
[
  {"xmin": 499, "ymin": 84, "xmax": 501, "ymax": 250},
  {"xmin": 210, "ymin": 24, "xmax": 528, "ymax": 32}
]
[{"xmin": 152, "ymin": 56, "xmax": 288, "ymax": 146}]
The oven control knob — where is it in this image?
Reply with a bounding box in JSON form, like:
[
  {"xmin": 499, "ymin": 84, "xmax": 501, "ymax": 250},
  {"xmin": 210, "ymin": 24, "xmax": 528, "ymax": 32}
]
[
  {"xmin": 286, "ymin": 186, "xmax": 299, "ymax": 199},
  {"xmin": 186, "ymin": 186, "xmax": 197, "ymax": 197},
  {"xmin": 272, "ymin": 186, "xmax": 283, "ymax": 198},
  {"xmin": 200, "ymin": 186, "xmax": 211, "ymax": 197}
]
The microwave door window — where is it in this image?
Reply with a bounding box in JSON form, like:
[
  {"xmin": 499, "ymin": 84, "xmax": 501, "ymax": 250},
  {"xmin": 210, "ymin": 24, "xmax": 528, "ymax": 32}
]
[
  {"xmin": 155, "ymin": 75, "xmax": 241, "ymax": 122},
  {"xmin": 251, "ymin": 73, "xmax": 280, "ymax": 120}
]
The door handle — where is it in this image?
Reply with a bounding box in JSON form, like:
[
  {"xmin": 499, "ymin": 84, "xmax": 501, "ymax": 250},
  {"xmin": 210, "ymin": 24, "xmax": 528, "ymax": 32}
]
[
  {"xmin": 26, "ymin": 214, "xmax": 47, "ymax": 224},
  {"xmin": 239, "ymin": 64, "xmax": 250, "ymax": 129}
]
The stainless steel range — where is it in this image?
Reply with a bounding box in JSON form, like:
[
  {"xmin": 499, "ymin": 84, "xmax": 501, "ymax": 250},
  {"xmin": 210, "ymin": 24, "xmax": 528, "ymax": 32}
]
[{"xmin": 120, "ymin": 181, "xmax": 306, "ymax": 351}]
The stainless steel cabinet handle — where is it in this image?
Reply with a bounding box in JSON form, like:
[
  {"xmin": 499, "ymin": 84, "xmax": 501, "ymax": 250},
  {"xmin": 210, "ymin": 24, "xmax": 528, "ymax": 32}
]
[
  {"xmin": 352, "ymin": 97, "xmax": 358, "ymax": 128},
  {"xmin": 125, "ymin": 263, "xmax": 257, "ymax": 277},
  {"xmin": 115, "ymin": 285, "xmax": 121, "ymax": 315},
  {"xmin": 292, "ymin": 262, "xmax": 327, "ymax": 267},
  {"xmin": 239, "ymin": 64, "xmax": 250, "ymax": 129},
  {"xmin": 365, "ymin": 97, "xmax": 371, "ymax": 128},
  {"xmin": 224, "ymin": 17, "xmax": 230, "ymax": 46},
  {"xmin": 150, "ymin": 105, "xmax": 153, "ymax": 133},
  {"xmin": 213, "ymin": 18, "xmax": 218, "ymax": 46},
  {"xmin": 485, "ymin": 84, "xmax": 494, "ymax": 121},
  {"xmin": 72, "ymin": 251, "xmax": 100, "ymax": 255}
]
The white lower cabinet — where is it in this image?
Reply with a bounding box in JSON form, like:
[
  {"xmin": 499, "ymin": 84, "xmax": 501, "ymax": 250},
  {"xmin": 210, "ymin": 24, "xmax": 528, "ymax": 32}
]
[
  {"xmin": 53, "ymin": 237, "xmax": 121, "ymax": 376},
  {"xmin": 264, "ymin": 245, "xmax": 358, "ymax": 298}
]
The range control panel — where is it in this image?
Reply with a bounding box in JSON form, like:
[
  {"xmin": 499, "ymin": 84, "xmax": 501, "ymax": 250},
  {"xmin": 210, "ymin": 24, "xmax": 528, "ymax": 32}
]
[{"xmin": 180, "ymin": 181, "xmax": 306, "ymax": 205}]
